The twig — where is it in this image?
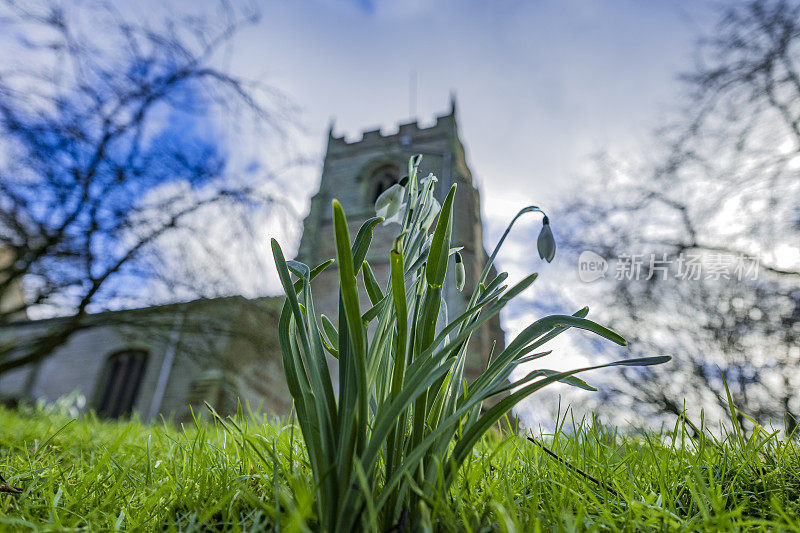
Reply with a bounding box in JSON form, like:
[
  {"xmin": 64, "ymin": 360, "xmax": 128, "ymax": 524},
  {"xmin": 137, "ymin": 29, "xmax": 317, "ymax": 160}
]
[
  {"xmin": 0, "ymin": 473, "xmax": 22, "ymax": 494},
  {"xmin": 526, "ymin": 436, "xmax": 619, "ymax": 497}
]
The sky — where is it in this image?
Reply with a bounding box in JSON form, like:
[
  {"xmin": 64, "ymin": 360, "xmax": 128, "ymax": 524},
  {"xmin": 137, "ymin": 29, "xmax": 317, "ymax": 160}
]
[
  {"xmin": 93, "ymin": 0, "xmax": 718, "ymax": 290},
  {"xmin": 3, "ymin": 0, "xmax": 718, "ymax": 299}
]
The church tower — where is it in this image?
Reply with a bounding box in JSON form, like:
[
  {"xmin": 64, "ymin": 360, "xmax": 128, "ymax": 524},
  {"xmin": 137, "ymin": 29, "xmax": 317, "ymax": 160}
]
[{"xmin": 296, "ymin": 99, "xmax": 505, "ymax": 385}]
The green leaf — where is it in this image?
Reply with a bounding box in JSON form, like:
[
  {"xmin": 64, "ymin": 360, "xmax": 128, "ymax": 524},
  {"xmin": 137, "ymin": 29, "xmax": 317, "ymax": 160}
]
[
  {"xmin": 320, "ymin": 314, "xmax": 339, "ymax": 359},
  {"xmin": 331, "ymin": 199, "xmax": 368, "ymax": 504},
  {"xmin": 497, "ymin": 369, "xmax": 598, "ymax": 393},
  {"xmin": 362, "ymin": 260, "xmax": 384, "ymax": 305},
  {"xmin": 352, "ymin": 216, "xmax": 383, "ymax": 272},
  {"xmin": 271, "ymin": 239, "xmax": 311, "ymax": 358},
  {"xmin": 287, "ymin": 259, "xmax": 310, "ymax": 278},
  {"xmin": 425, "ymin": 184, "xmax": 456, "ymax": 288},
  {"xmin": 362, "ymin": 294, "xmax": 389, "ymax": 324},
  {"xmin": 291, "ymin": 259, "xmax": 334, "ymax": 294},
  {"xmin": 482, "ymin": 271, "xmax": 508, "ymax": 295},
  {"xmin": 389, "ymin": 237, "xmax": 408, "ymax": 400},
  {"xmin": 332, "ymin": 200, "xmax": 365, "ymax": 362}
]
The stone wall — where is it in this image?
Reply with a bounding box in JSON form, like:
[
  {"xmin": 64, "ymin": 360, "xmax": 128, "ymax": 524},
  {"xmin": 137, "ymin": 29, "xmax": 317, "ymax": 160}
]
[{"xmin": 0, "ymin": 296, "xmax": 291, "ymax": 421}]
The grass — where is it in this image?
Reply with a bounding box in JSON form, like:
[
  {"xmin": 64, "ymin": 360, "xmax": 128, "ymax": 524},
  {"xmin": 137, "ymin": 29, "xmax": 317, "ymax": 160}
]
[{"xmin": 1, "ymin": 405, "xmax": 799, "ymax": 531}]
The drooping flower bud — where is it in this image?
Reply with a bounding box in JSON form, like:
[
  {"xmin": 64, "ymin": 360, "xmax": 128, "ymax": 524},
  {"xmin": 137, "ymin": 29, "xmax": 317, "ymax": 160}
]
[
  {"xmin": 454, "ymin": 251, "xmax": 465, "ymax": 291},
  {"xmin": 537, "ymin": 216, "xmax": 556, "ymax": 263},
  {"xmin": 375, "ymin": 183, "xmax": 406, "ymax": 225}
]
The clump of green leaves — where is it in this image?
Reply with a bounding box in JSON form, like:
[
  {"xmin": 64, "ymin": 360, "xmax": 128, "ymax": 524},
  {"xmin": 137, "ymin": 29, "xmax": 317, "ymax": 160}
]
[{"xmin": 271, "ymin": 155, "xmax": 669, "ymax": 531}]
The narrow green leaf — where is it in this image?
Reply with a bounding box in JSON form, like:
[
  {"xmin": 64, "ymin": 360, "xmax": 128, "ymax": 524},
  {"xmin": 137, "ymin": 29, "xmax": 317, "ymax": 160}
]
[
  {"xmin": 496, "ymin": 369, "xmax": 598, "ymax": 393},
  {"xmin": 332, "ymin": 200, "xmax": 365, "ymax": 362},
  {"xmin": 320, "ymin": 314, "xmax": 340, "ymax": 359},
  {"xmin": 425, "ymin": 184, "xmax": 456, "ymax": 288},
  {"xmin": 291, "ymin": 259, "xmax": 334, "ymax": 293},
  {"xmin": 362, "ymin": 294, "xmax": 389, "ymax": 324},
  {"xmin": 332, "ymin": 199, "xmax": 368, "ymax": 503},
  {"xmin": 362, "ymin": 260, "xmax": 384, "ymax": 305},
  {"xmin": 445, "ymin": 355, "xmax": 672, "ymax": 488},
  {"xmin": 389, "ymin": 237, "xmax": 408, "ymax": 400},
  {"xmin": 353, "ymin": 216, "xmax": 383, "ymax": 272},
  {"xmin": 320, "ymin": 314, "xmax": 339, "ymax": 348}
]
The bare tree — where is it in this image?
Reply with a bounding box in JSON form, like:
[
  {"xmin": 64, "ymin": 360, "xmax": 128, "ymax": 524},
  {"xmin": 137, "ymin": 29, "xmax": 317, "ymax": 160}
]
[
  {"xmin": 552, "ymin": 0, "xmax": 800, "ymax": 433},
  {"xmin": 0, "ymin": 1, "xmax": 293, "ymax": 375}
]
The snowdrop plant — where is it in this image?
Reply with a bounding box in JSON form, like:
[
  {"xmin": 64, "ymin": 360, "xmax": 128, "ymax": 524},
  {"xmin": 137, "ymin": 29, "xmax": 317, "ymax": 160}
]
[{"xmin": 271, "ymin": 155, "xmax": 669, "ymax": 531}]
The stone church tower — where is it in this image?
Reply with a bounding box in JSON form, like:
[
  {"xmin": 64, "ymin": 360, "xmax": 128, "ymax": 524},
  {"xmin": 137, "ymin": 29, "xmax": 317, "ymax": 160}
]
[{"xmin": 297, "ymin": 99, "xmax": 505, "ymax": 385}]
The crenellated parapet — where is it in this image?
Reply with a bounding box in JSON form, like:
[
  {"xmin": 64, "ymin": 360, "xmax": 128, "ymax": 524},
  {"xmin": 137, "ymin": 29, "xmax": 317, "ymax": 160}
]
[{"xmin": 328, "ymin": 112, "xmax": 457, "ymax": 150}]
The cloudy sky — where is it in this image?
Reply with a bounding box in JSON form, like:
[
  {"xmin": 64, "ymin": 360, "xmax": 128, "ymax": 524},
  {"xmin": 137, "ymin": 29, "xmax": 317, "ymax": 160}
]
[
  {"xmin": 2, "ymin": 0, "xmax": 717, "ymax": 302},
  {"xmin": 100, "ymin": 0, "xmax": 717, "ymax": 285}
]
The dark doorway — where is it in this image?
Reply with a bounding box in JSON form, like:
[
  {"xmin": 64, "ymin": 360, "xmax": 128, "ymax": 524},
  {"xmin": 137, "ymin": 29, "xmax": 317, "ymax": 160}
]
[
  {"xmin": 371, "ymin": 164, "xmax": 400, "ymax": 202},
  {"xmin": 96, "ymin": 350, "xmax": 148, "ymax": 418}
]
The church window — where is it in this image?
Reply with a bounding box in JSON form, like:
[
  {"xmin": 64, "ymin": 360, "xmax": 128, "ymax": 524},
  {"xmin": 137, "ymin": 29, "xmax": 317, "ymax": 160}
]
[
  {"xmin": 96, "ymin": 349, "xmax": 148, "ymax": 418},
  {"xmin": 371, "ymin": 164, "xmax": 400, "ymax": 203}
]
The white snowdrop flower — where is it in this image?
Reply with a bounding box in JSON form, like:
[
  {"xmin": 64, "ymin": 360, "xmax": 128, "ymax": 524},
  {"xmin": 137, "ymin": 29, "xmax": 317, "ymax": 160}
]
[
  {"xmin": 419, "ymin": 172, "xmax": 438, "ymax": 189},
  {"xmin": 375, "ymin": 183, "xmax": 406, "ymax": 225},
  {"xmin": 455, "ymin": 251, "xmax": 465, "ymax": 291},
  {"xmin": 537, "ymin": 216, "xmax": 556, "ymax": 263}
]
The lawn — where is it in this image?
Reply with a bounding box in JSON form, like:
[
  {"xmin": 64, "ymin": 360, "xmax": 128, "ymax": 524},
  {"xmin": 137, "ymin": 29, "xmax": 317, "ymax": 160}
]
[{"xmin": 1, "ymin": 405, "xmax": 798, "ymax": 531}]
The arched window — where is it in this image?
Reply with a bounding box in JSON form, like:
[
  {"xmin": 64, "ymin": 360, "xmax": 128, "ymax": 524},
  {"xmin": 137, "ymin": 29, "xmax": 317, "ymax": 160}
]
[
  {"xmin": 96, "ymin": 349, "xmax": 148, "ymax": 418},
  {"xmin": 370, "ymin": 164, "xmax": 400, "ymax": 203}
]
